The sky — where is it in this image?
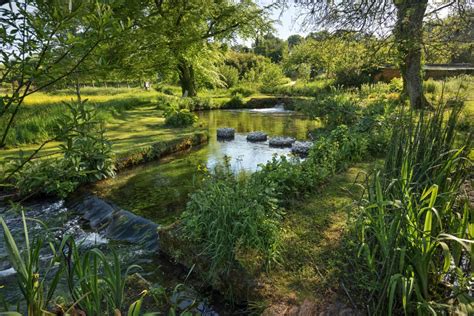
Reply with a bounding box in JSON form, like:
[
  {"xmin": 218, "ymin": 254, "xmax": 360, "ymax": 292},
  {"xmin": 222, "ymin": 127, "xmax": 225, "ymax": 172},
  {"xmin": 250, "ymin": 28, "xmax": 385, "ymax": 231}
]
[{"xmin": 266, "ymin": 3, "xmax": 308, "ymax": 40}]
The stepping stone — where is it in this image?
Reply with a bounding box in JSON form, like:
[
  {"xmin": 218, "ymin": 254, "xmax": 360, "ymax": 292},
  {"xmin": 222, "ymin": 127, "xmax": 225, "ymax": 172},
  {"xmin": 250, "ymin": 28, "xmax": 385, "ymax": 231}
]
[
  {"xmin": 269, "ymin": 136, "xmax": 296, "ymax": 148},
  {"xmin": 217, "ymin": 127, "xmax": 235, "ymax": 139},
  {"xmin": 291, "ymin": 141, "xmax": 313, "ymax": 157},
  {"xmin": 247, "ymin": 131, "xmax": 268, "ymax": 142}
]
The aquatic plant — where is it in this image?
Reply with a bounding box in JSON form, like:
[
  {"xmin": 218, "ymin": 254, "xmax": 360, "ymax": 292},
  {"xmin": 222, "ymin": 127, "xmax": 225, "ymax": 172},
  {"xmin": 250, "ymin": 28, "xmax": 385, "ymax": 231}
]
[
  {"xmin": 182, "ymin": 164, "xmax": 282, "ymax": 282},
  {"xmin": 354, "ymin": 101, "xmax": 473, "ymax": 314},
  {"xmin": 64, "ymin": 238, "xmax": 141, "ymax": 315},
  {"xmin": 0, "ymin": 210, "xmax": 65, "ymax": 315}
]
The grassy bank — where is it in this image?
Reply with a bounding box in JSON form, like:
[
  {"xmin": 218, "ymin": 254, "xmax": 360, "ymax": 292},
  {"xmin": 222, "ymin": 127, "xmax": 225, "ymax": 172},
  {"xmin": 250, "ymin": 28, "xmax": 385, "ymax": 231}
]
[
  {"xmin": 254, "ymin": 162, "xmax": 377, "ymax": 313},
  {"xmin": 0, "ymin": 104, "xmax": 207, "ymax": 165}
]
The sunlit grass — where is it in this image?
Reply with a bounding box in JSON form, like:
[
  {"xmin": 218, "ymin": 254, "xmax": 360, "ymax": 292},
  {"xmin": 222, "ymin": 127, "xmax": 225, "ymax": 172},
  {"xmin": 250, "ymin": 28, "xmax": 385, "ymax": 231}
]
[{"xmin": 23, "ymin": 88, "xmax": 159, "ymax": 106}]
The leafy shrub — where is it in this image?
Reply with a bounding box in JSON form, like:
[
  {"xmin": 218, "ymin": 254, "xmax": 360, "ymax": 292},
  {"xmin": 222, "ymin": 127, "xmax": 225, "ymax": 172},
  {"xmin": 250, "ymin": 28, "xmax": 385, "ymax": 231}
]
[
  {"xmin": 256, "ymin": 156, "xmax": 307, "ymax": 201},
  {"xmin": 260, "ymin": 62, "xmax": 289, "ymax": 89},
  {"xmin": 219, "ymin": 64, "xmax": 240, "ymax": 88},
  {"xmin": 263, "ymin": 79, "xmax": 333, "ymax": 97},
  {"xmin": 328, "ymin": 125, "xmax": 367, "ymax": 168},
  {"xmin": 175, "ymin": 97, "xmax": 214, "ymax": 111},
  {"xmin": 300, "ymin": 90, "xmax": 360, "ymax": 129},
  {"xmin": 164, "ymin": 106, "xmax": 197, "ymax": 127},
  {"xmin": 58, "ymin": 103, "xmax": 115, "ymax": 181},
  {"xmin": 388, "ymin": 77, "xmax": 403, "ymax": 92},
  {"xmin": 156, "ymin": 95, "xmax": 177, "ymax": 110},
  {"xmin": 11, "ymin": 101, "xmax": 115, "ymax": 198},
  {"xmin": 230, "ymin": 86, "xmax": 255, "ymax": 97},
  {"xmin": 188, "ymin": 97, "xmax": 214, "ymax": 110},
  {"xmin": 355, "ymin": 101, "xmax": 394, "ymax": 156},
  {"xmin": 12, "ymin": 159, "xmax": 79, "ymax": 198},
  {"xmin": 224, "ymin": 93, "xmax": 245, "ymax": 108},
  {"xmin": 182, "ymin": 165, "xmax": 282, "ymax": 280},
  {"xmin": 334, "ymin": 67, "xmax": 373, "ymax": 87}
]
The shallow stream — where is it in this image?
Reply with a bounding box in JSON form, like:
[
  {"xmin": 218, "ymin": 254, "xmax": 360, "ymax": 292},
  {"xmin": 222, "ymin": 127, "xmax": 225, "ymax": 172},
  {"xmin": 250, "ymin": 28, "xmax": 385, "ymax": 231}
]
[{"xmin": 0, "ymin": 106, "xmax": 319, "ymax": 314}]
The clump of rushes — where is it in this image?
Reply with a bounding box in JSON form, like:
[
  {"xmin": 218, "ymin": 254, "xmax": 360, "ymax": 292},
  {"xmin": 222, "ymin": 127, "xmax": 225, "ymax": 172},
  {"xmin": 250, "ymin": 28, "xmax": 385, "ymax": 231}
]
[
  {"xmin": 354, "ymin": 99, "xmax": 473, "ymax": 315},
  {"xmin": 181, "ymin": 162, "xmax": 282, "ymax": 282}
]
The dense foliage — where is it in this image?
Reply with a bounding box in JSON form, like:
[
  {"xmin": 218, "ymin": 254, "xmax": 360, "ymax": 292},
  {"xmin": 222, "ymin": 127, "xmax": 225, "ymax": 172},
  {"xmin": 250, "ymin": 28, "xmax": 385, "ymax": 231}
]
[
  {"xmin": 183, "ymin": 162, "xmax": 283, "ymax": 279},
  {"xmin": 164, "ymin": 106, "xmax": 198, "ymax": 128},
  {"xmin": 353, "ymin": 102, "xmax": 473, "ymax": 314},
  {"xmin": 9, "ymin": 101, "xmax": 115, "ymax": 198}
]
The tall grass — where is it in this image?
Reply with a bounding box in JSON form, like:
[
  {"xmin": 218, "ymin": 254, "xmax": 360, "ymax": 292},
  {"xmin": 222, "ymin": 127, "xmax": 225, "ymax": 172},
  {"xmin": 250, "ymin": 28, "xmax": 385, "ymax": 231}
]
[
  {"xmin": 182, "ymin": 163, "xmax": 283, "ymax": 283},
  {"xmin": 0, "ymin": 211, "xmax": 65, "ymax": 315},
  {"xmin": 355, "ymin": 100, "xmax": 473, "ymax": 314},
  {"xmin": 0, "ymin": 212, "xmax": 146, "ymax": 314}
]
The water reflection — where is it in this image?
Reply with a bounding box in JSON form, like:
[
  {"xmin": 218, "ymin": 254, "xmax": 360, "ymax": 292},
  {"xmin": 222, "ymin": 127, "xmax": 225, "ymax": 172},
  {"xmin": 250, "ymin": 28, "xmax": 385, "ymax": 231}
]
[{"xmin": 93, "ymin": 109, "xmax": 320, "ymax": 223}]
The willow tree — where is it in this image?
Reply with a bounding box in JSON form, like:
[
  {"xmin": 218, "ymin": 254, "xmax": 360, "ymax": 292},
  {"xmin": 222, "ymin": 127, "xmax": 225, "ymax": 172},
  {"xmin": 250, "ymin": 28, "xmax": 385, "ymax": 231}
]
[
  {"xmin": 289, "ymin": 0, "xmax": 472, "ymax": 108},
  {"xmin": 114, "ymin": 0, "xmax": 272, "ymax": 97}
]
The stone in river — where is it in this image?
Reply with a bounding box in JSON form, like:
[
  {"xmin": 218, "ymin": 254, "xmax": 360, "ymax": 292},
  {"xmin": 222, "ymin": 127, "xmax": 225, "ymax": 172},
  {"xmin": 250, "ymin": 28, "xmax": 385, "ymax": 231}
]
[
  {"xmin": 269, "ymin": 136, "xmax": 296, "ymax": 148},
  {"xmin": 246, "ymin": 131, "xmax": 268, "ymax": 142}
]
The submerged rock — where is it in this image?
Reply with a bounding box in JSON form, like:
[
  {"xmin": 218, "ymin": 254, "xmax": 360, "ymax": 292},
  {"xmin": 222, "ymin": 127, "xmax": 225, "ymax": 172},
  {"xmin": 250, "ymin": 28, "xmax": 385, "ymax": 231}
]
[
  {"xmin": 269, "ymin": 136, "xmax": 296, "ymax": 148},
  {"xmin": 70, "ymin": 196, "xmax": 159, "ymax": 251},
  {"xmin": 216, "ymin": 127, "xmax": 235, "ymax": 139},
  {"xmin": 291, "ymin": 141, "xmax": 313, "ymax": 157},
  {"xmin": 247, "ymin": 131, "xmax": 268, "ymax": 142}
]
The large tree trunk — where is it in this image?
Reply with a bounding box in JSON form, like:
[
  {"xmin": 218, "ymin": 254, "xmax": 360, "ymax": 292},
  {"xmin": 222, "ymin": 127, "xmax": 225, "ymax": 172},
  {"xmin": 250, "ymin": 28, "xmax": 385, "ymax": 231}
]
[
  {"xmin": 178, "ymin": 59, "xmax": 197, "ymax": 97},
  {"xmin": 394, "ymin": 0, "xmax": 429, "ymax": 109}
]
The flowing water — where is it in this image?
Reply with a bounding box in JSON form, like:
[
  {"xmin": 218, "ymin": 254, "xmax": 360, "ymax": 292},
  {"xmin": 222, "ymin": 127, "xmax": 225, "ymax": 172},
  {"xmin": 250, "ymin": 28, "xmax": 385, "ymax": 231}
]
[
  {"xmin": 0, "ymin": 106, "xmax": 319, "ymax": 314},
  {"xmin": 92, "ymin": 108, "xmax": 320, "ymax": 223}
]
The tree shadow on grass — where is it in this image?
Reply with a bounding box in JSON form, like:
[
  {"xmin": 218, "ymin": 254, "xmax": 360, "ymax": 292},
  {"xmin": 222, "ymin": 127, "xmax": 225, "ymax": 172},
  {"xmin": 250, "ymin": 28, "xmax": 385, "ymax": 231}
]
[{"xmin": 257, "ymin": 163, "xmax": 372, "ymax": 309}]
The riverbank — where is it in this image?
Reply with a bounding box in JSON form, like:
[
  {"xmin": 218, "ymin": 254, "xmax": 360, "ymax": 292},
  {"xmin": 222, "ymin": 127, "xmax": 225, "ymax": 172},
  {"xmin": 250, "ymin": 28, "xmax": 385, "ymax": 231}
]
[{"xmin": 156, "ymin": 161, "xmax": 378, "ymax": 313}]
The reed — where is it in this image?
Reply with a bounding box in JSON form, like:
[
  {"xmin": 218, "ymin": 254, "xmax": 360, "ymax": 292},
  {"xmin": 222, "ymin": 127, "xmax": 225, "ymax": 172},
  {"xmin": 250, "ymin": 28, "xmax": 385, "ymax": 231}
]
[{"xmin": 355, "ymin": 97, "xmax": 473, "ymax": 314}]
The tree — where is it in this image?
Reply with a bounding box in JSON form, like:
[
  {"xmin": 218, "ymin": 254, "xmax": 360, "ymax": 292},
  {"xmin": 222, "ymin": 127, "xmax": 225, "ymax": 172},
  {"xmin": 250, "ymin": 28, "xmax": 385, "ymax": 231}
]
[
  {"xmin": 283, "ymin": 34, "xmax": 392, "ymax": 83},
  {"xmin": 253, "ymin": 33, "xmax": 287, "ymax": 63},
  {"xmin": 112, "ymin": 0, "xmax": 272, "ymax": 97},
  {"xmin": 287, "ymin": 34, "xmax": 303, "ymax": 49},
  {"xmin": 0, "ymin": 1, "xmax": 124, "ymax": 147},
  {"xmin": 288, "ymin": 0, "xmax": 473, "ymax": 108},
  {"xmin": 423, "ymin": 9, "xmax": 474, "ymax": 64},
  {"xmin": 0, "ymin": 0, "xmax": 129, "ymax": 183}
]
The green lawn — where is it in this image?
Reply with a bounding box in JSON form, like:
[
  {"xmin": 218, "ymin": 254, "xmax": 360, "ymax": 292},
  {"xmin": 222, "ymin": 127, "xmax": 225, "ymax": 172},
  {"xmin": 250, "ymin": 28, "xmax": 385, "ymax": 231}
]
[
  {"xmin": 0, "ymin": 104, "xmax": 202, "ymax": 162},
  {"xmin": 254, "ymin": 162, "xmax": 380, "ymax": 312}
]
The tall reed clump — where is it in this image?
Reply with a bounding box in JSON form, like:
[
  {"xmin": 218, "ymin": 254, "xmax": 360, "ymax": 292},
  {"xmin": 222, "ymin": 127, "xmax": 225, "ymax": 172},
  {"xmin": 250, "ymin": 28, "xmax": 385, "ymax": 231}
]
[
  {"xmin": 181, "ymin": 162, "xmax": 282, "ymax": 285},
  {"xmin": 0, "ymin": 211, "xmax": 65, "ymax": 315},
  {"xmin": 354, "ymin": 101, "xmax": 473, "ymax": 315}
]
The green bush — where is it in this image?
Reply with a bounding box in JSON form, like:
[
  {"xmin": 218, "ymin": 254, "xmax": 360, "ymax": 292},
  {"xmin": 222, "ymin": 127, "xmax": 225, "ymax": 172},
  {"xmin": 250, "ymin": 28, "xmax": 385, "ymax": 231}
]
[
  {"xmin": 355, "ymin": 101, "xmax": 394, "ymax": 156},
  {"xmin": 182, "ymin": 165, "xmax": 282, "ymax": 280},
  {"xmin": 260, "ymin": 62, "xmax": 289, "ymax": 90},
  {"xmin": 11, "ymin": 101, "xmax": 115, "ymax": 198},
  {"xmin": 164, "ymin": 106, "xmax": 197, "ymax": 127},
  {"xmin": 334, "ymin": 67, "xmax": 374, "ymax": 87},
  {"xmin": 230, "ymin": 86, "xmax": 255, "ymax": 97},
  {"xmin": 299, "ymin": 89, "xmax": 360, "ymax": 129},
  {"xmin": 219, "ymin": 64, "xmax": 240, "ymax": 88},
  {"xmin": 156, "ymin": 95, "xmax": 177, "ymax": 110},
  {"xmin": 12, "ymin": 158, "xmax": 80, "ymax": 198},
  {"xmin": 256, "ymin": 156, "xmax": 307, "ymax": 201},
  {"xmin": 224, "ymin": 93, "xmax": 245, "ymax": 108}
]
